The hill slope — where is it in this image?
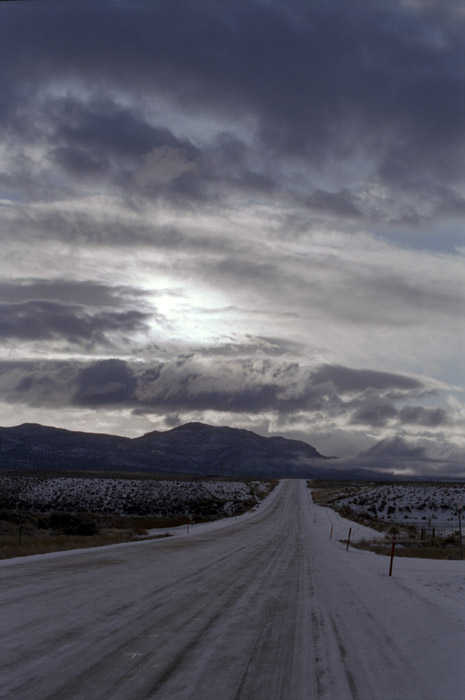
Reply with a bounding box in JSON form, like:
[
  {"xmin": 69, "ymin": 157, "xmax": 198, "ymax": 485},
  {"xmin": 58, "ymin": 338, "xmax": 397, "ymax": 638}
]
[{"xmin": 0, "ymin": 421, "xmax": 334, "ymax": 478}]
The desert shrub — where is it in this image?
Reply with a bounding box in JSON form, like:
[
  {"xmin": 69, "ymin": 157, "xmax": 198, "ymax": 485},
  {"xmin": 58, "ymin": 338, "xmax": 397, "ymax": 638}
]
[
  {"xmin": 188, "ymin": 499, "xmax": 225, "ymax": 519},
  {"xmin": 42, "ymin": 512, "xmax": 99, "ymax": 536},
  {"xmin": 354, "ymin": 537, "xmax": 463, "ymax": 560},
  {"xmin": 338, "ymin": 504, "xmax": 357, "ymax": 518},
  {"xmin": 0, "ymin": 510, "xmax": 34, "ymax": 525}
]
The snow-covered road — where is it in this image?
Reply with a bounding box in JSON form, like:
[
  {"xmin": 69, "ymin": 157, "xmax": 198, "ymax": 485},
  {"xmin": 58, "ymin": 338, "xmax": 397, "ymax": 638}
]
[{"xmin": 2, "ymin": 480, "xmax": 464, "ymax": 700}]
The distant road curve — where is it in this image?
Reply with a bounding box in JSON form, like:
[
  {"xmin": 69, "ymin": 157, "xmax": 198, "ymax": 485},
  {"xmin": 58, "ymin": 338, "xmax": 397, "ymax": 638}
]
[{"xmin": 1, "ymin": 480, "xmax": 464, "ymax": 700}]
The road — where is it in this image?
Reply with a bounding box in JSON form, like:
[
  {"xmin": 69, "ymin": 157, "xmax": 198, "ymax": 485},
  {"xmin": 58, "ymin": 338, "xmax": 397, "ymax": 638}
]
[{"xmin": 1, "ymin": 479, "xmax": 464, "ymax": 700}]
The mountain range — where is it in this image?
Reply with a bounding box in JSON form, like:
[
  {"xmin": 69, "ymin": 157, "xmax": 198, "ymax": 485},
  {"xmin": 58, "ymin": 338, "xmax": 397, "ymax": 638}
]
[{"xmin": 0, "ymin": 421, "xmax": 355, "ymax": 478}]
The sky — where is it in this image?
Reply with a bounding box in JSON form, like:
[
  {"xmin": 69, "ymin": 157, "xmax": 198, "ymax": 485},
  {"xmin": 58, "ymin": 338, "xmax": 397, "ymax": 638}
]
[{"xmin": 1, "ymin": 0, "xmax": 465, "ymax": 477}]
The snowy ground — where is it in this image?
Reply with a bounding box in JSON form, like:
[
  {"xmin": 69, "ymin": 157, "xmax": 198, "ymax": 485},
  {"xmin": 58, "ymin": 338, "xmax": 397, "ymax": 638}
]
[
  {"xmin": 333, "ymin": 483, "xmax": 465, "ymax": 524},
  {"xmin": 0, "ymin": 473, "xmax": 272, "ymax": 518},
  {"xmin": 1, "ymin": 480, "xmax": 464, "ymax": 700}
]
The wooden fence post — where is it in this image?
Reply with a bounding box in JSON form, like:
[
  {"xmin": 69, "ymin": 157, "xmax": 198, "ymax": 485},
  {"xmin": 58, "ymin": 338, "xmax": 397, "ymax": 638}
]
[{"xmin": 389, "ymin": 535, "xmax": 396, "ymax": 576}]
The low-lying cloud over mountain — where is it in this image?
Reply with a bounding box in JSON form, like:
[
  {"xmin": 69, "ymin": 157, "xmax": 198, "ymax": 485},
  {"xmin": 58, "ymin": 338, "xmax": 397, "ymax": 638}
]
[
  {"xmin": 1, "ymin": 420, "xmax": 462, "ymax": 480},
  {"xmin": 335, "ymin": 436, "xmax": 465, "ymax": 479},
  {"xmin": 0, "ymin": 356, "xmax": 462, "ymax": 477}
]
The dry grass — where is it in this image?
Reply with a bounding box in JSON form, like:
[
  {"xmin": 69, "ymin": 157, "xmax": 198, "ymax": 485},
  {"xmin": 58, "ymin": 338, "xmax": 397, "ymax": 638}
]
[
  {"xmin": 0, "ymin": 511, "xmax": 181, "ymax": 560},
  {"xmin": 308, "ymin": 481, "xmax": 389, "ymax": 533},
  {"xmin": 108, "ymin": 514, "xmax": 195, "ymax": 532},
  {"xmin": 350, "ymin": 537, "xmax": 463, "ymax": 560},
  {"xmin": 0, "ymin": 481, "xmax": 274, "ymax": 560},
  {"xmin": 310, "ymin": 480, "xmax": 464, "ymax": 560},
  {"xmin": 0, "ymin": 473, "xmax": 276, "ymax": 560},
  {"xmin": 0, "ymin": 529, "xmax": 173, "ymax": 560}
]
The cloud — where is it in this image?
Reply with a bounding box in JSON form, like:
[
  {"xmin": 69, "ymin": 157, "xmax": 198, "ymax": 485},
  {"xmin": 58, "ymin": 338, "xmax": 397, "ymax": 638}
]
[
  {"xmin": 0, "ymin": 355, "xmax": 432, "ymax": 416},
  {"xmin": 49, "ymin": 146, "xmax": 111, "ymax": 180},
  {"xmin": 349, "ymin": 400, "xmax": 451, "ymax": 429},
  {"xmin": 310, "ymin": 364, "xmax": 423, "ymax": 394},
  {"xmin": 1, "ymin": 1, "xmax": 465, "ymax": 220},
  {"xmin": 134, "ymin": 146, "xmax": 195, "ymax": 188},
  {"xmin": 350, "ymin": 402, "xmax": 398, "ymax": 428},
  {"xmin": 0, "ymin": 280, "xmax": 144, "ymax": 307},
  {"xmin": 196, "ymin": 335, "xmax": 307, "ymax": 358},
  {"xmin": 0, "ymin": 354, "xmax": 461, "ymax": 475},
  {"xmin": 46, "ymin": 96, "xmax": 201, "ymax": 192},
  {"xmin": 306, "ymin": 189, "xmax": 362, "ymax": 219},
  {"xmin": 1, "ymin": 86, "xmax": 273, "ymax": 207},
  {"xmin": 73, "ymin": 359, "xmax": 139, "ymax": 406},
  {"xmin": 0, "ymin": 360, "xmax": 78, "ymax": 409},
  {"xmin": 0, "ymin": 300, "xmax": 149, "ymax": 346},
  {"xmin": 335, "ymin": 435, "xmax": 465, "ymax": 478},
  {"xmin": 51, "ymin": 97, "xmax": 187, "ymax": 162},
  {"xmin": 0, "ymin": 281, "xmax": 156, "ymax": 349},
  {"xmin": 398, "ymin": 405, "xmax": 450, "ymax": 427},
  {"xmin": 0, "ymin": 0, "xmax": 464, "ymax": 476}
]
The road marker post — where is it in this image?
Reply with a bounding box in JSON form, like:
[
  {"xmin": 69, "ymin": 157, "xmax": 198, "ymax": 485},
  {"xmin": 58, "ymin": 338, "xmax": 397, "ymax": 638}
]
[
  {"xmin": 458, "ymin": 501, "xmax": 463, "ymax": 561},
  {"xmin": 330, "ymin": 524, "xmax": 333, "ymax": 540},
  {"xmin": 346, "ymin": 527, "xmax": 352, "ymax": 551},
  {"xmin": 389, "ymin": 535, "xmax": 396, "ymax": 576}
]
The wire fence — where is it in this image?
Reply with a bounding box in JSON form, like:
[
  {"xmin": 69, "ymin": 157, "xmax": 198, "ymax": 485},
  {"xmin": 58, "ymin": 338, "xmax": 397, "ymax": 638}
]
[{"xmin": 383, "ymin": 520, "xmax": 460, "ymax": 540}]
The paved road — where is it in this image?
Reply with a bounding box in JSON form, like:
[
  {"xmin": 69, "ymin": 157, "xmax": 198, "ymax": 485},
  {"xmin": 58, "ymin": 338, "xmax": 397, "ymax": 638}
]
[{"xmin": 1, "ymin": 480, "xmax": 463, "ymax": 699}]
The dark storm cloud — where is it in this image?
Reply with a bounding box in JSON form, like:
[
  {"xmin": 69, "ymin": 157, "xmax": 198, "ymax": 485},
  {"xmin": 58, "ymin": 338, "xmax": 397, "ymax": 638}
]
[
  {"xmin": 49, "ymin": 146, "xmax": 111, "ymax": 179},
  {"xmin": 309, "ymin": 366, "xmax": 451, "ymax": 430},
  {"xmin": 50, "ymin": 97, "xmax": 192, "ymax": 162},
  {"xmin": 0, "ymin": 356, "xmax": 430, "ymax": 418},
  {"xmin": 0, "ymin": 360, "xmax": 79, "ymax": 408},
  {"xmin": 2, "ymin": 87, "xmax": 272, "ymax": 205},
  {"xmin": 350, "ymin": 402, "xmax": 398, "ymax": 428},
  {"xmin": 0, "ymin": 279, "xmax": 156, "ymax": 347},
  {"xmin": 2, "ymin": 0, "xmax": 465, "ymax": 216},
  {"xmin": 46, "ymin": 96, "xmax": 201, "ymax": 190},
  {"xmin": 309, "ymin": 365, "xmax": 423, "ymax": 394},
  {"xmin": 73, "ymin": 359, "xmax": 139, "ymax": 406},
  {"xmin": 0, "ymin": 300, "xmax": 150, "ymax": 346},
  {"xmin": 398, "ymin": 405, "xmax": 449, "ymax": 427},
  {"xmin": 0, "ymin": 359, "xmax": 143, "ymax": 410},
  {"xmin": 131, "ymin": 357, "xmax": 293, "ymax": 414},
  {"xmin": 0, "ymin": 280, "xmax": 145, "ymax": 307},
  {"xmin": 349, "ymin": 401, "xmax": 451, "ymax": 428},
  {"xmin": 305, "ymin": 190, "xmax": 362, "ymax": 219}
]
